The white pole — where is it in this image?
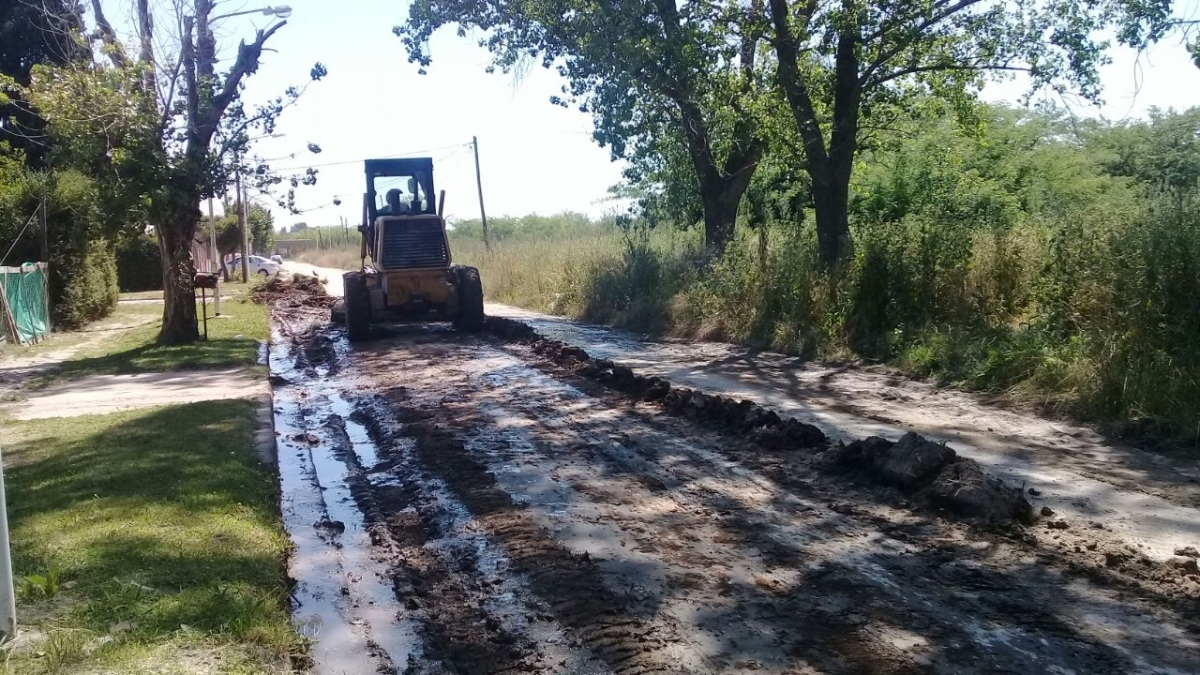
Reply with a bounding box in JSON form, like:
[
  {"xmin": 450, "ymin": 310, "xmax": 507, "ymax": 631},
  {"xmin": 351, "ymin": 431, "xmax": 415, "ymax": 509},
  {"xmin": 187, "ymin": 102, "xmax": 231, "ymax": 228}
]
[
  {"xmin": 472, "ymin": 135, "xmax": 490, "ymax": 252},
  {"xmin": 237, "ymin": 164, "xmax": 249, "ymax": 283},
  {"xmin": 0, "ymin": 447, "xmax": 17, "ymax": 642},
  {"xmin": 208, "ymin": 197, "xmax": 221, "ymax": 316}
]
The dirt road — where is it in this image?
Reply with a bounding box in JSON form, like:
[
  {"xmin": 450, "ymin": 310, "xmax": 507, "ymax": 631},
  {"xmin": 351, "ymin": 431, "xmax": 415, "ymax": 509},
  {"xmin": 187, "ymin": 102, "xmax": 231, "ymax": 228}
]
[{"xmin": 267, "ymin": 275, "xmax": 1199, "ymax": 674}]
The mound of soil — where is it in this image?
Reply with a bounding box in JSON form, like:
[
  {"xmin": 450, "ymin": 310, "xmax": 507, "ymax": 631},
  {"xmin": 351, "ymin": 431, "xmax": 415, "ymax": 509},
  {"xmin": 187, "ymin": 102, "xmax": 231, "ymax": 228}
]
[
  {"xmin": 251, "ymin": 273, "xmax": 337, "ymax": 309},
  {"xmin": 821, "ymin": 433, "xmax": 1034, "ymax": 526}
]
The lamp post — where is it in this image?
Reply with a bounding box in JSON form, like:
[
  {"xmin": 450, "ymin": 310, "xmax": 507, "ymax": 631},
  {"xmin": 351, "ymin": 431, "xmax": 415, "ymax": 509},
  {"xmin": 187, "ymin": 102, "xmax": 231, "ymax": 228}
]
[{"xmin": 211, "ymin": 5, "xmax": 292, "ymax": 22}]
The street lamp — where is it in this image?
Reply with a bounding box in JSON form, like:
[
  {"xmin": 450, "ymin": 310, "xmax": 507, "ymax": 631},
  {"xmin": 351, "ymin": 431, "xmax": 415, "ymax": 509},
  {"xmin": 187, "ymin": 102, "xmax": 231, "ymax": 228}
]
[{"xmin": 211, "ymin": 5, "xmax": 292, "ymax": 22}]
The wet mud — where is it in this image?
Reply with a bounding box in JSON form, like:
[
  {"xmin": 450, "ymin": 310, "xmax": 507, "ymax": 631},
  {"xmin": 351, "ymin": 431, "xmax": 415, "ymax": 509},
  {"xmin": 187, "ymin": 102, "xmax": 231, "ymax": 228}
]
[{"xmin": 262, "ymin": 278, "xmax": 1199, "ymax": 674}]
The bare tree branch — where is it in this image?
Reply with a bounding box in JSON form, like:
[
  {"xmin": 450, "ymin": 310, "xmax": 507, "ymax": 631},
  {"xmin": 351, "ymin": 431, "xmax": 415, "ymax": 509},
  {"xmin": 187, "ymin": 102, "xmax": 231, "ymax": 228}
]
[
  {"xmin": 89, "ymin": 0, "xmax": 131, "ymax": 67},
  {"xmin": 198, "ymin": 20, "xmax": 285, "ymax": 153},
  {"xmin": 136, "ymin": 0, "xmax": 154, "ymax": 91}
]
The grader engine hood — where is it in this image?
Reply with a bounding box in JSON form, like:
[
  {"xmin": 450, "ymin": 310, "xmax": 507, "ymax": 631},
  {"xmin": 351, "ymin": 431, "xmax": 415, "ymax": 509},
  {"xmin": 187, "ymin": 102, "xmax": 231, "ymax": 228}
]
[{"xmin": 374, "ymin": 216, "xmax": 451, "ymax": 270}]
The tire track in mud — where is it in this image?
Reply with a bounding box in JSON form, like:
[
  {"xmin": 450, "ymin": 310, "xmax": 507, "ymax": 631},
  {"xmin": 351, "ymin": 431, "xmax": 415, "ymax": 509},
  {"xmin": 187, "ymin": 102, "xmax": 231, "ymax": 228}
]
[
  {"xmin": 290, "ymin": 347, "xmax": 611, "ymax": 673},
  {"xmin": 362, "ymin": 389, "xmax": 694, "ymax": 675},
  {"xmin": 345, "ymin": 329, "xmax": 1200, "ymax": 675}
]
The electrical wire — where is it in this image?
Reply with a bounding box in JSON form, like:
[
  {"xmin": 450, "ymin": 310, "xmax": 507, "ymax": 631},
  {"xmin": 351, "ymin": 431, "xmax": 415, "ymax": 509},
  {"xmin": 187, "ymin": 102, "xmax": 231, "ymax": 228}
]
[
  {"xmin": 268, "ymin": 142, "xmax": 472, "ymax": 173},
  {"xmin": 0, "ymin": 203, "xmax": 42, "ymax": 268}
]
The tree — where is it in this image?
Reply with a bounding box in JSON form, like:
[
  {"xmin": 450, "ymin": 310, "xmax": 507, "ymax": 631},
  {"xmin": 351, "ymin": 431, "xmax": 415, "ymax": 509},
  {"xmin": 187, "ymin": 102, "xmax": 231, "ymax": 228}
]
[
  {"xmin": 0, "ymin": 0, "xmax": 89, "ymax": 167},
  {"xmin": 398, "ymin": 0, "xmax": 769, "ymax": 253},
  {"xmin": 764, "ymin": 0, "xmax": 1186, "ymax": 265},
  {"xmin": 248, "ymin": 202, "xmax": 275, "ymax": 253},
  {"xmin": 29, "ymin": 0, "xmax": 323, "ymax": 343}
]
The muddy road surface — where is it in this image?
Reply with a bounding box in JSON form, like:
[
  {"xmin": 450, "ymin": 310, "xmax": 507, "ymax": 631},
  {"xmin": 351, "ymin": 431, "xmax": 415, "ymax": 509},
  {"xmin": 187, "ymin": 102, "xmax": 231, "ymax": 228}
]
[{"xmin": 267, "ymin": 283, "xmax": 1199, "ymax": 674}]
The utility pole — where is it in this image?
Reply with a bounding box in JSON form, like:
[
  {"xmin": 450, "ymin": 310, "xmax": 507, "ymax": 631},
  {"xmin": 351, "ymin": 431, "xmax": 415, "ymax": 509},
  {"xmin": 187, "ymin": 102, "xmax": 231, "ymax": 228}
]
[
  {"xmin": 472, "ymin": 135, "xmax": 490, "ymax": 251},
  {"xmin": 38, "ymin": 195, "xmax": 49, "ymax": 324},
  {"xmin": 235, "ymin": 162, "xmax": 249, "ymax": 282},
  {"xmin": 208, "ymin": 197, "xmax": 221, "ymax": 315}
]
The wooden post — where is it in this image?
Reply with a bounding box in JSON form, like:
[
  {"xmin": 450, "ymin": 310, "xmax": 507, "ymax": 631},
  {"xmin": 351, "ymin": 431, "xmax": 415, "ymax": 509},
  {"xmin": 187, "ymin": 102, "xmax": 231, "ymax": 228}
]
[
  {"xmin": 236, "ymin": 164, "xmax": 249, "ymax": 282},
  {"xmin": 472, "ymin": 136, "xmax": 490, "ymax": 251}
]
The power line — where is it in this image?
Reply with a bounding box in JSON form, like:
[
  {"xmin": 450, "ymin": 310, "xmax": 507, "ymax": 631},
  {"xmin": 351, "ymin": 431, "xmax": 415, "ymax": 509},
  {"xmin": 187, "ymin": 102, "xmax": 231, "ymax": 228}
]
[
  {"xmin": 268, "ymin": 142, "xmax": 472, "ymax": 173},
  {"xmin": 0, "ymin": 202, "xmax": 43, "ymax": 267}
]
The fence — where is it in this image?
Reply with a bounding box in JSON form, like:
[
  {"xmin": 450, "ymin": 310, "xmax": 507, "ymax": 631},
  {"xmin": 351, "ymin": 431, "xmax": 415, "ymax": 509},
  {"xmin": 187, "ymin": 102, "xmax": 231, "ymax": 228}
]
[{"xmin": 0, "ymin": 263, "xmax": 50, "ymax": 345}]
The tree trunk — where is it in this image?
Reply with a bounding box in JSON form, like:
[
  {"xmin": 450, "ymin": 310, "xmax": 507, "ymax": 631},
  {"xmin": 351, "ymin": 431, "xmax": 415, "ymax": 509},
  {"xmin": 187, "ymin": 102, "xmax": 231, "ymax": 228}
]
[
  {"xmin": 767, "ymin": 0, "xmax": 861, "ymax": 267},
  {"xmin": 674, "ymin": 97, "xmax": 760, "ymax": 255},
  {"xmin": 156, "ymin": 210, "xmax": 199, "ymax": 344},
  {"xmin": 808, "ymin": 161, "xmax": 853, "ymax": 266},
  {"xmin": 700, "ymin": 180, "xmax": 744, "ymax": 254}
]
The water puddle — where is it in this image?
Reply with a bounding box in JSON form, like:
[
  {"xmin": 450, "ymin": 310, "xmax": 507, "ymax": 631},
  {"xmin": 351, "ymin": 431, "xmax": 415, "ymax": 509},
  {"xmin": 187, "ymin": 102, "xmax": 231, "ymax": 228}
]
[{"xmin": 270, "ymin": 333, "xmax": 421, "ymax": 674}]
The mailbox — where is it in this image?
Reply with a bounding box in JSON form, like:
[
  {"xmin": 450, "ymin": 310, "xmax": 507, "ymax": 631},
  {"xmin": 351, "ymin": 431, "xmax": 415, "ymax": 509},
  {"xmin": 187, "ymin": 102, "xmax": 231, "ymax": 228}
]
[{"xmin": 194, "ymin": 272, "xmax": 219, "ymax": 289}]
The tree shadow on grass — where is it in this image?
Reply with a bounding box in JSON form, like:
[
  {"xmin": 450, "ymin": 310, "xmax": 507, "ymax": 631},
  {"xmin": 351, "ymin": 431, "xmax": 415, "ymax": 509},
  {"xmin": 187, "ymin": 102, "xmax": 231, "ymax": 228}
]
[{"xmin": 28, "ymin": 337, "xmax": 265, "ymax": 389}]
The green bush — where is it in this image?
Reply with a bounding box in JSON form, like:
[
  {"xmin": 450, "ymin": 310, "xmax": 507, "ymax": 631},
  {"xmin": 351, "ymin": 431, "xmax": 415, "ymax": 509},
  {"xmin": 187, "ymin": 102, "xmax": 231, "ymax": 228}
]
[
  {"xmin": 116, "ymin": 232, "xmax": 162, "ymax": 292},
  {"xmin": 42, "ymin": 170, "xmax": 119, "ymax": 328},
  {"xmin": 49, "ymin": 237, "xmax": 118, "ymax": 329}
]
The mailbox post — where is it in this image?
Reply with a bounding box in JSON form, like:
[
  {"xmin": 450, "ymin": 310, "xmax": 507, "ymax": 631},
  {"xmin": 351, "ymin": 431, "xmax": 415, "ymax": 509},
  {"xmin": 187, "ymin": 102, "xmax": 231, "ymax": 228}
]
[{"xmin": 195, "ymin": 273, "xmax": 219, "ymax": 340}]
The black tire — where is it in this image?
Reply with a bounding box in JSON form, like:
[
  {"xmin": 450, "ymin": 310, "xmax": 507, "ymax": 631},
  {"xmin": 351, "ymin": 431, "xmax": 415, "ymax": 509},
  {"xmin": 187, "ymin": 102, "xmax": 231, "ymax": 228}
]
[
  {"xmin": 343, "ymin": 272, "xmax": 371, "ymax": 342},
  {"xmin": 453, "ymin": 266, "xmax": 485, "ymax": 332},
  {"xmin": 258, "ymin": 269, "xmax": 270, "ymax": 277}
]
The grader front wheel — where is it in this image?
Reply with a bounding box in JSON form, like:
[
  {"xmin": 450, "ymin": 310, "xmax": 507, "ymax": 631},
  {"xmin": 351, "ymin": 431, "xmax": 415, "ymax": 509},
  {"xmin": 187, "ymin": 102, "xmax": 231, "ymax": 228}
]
[
  {"xmin": 453, "ymin": 266, "xmax": 485, "ymax": 332},
  {"xmin": 343, "ymin": 272, "xmax": 371, "ymax": 342}
]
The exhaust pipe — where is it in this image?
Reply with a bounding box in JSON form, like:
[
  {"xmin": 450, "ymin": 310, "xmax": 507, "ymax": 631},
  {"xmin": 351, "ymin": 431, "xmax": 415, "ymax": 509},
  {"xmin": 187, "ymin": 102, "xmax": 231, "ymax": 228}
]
[{"xmin": 438, "ymin": 189, "xmax": 446, "ymax": 219}]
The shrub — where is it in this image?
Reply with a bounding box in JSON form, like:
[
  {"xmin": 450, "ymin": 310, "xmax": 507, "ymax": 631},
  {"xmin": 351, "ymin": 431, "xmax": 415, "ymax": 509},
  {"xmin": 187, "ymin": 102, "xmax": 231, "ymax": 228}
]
[
  {"xmin": 116, "ymin": 232, "xmax": 162, "ymax": 292},
  {"xmin": 49, "ymin": 236, "xmax": 118, "ymax": 329}
]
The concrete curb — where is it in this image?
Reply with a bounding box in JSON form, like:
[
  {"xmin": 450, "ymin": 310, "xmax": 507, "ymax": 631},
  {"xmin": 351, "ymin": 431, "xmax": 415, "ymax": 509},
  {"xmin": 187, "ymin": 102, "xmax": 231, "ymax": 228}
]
[{"xmin": 256, "ymin": 339, "xmax": 278, "ymax": 465}]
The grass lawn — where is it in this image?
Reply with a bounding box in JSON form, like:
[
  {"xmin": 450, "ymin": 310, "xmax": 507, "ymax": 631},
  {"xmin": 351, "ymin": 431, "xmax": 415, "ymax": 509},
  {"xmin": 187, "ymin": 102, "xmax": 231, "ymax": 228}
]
[
  {"xmin": 25, "ymin": 298, "xmax": 269, "ymax": 387},
  {"xmin": 118, "ymin": 290, "xmax": 167, "ymax": 301},
  {"xmin": 1, "ymin": 400, "xmax": 304, "ymax": 674},
  {"xmin": 118, "ymin": 280, "xmax": 258, "ymax": 303}
]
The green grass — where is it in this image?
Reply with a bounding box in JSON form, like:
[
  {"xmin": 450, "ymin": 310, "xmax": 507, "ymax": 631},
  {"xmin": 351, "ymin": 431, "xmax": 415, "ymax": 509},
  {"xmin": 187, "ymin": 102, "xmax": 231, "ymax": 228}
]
[
  {"xmin": 25, "ymin": 298, "xmax": 269, "ymax": 388},
  {"xmin": 1, "ymin": 400, "xmax": 304, "ymax": 674},
  {"xmin": 118, "ymin": 290, "xmax": 167, "ymax": 301}
]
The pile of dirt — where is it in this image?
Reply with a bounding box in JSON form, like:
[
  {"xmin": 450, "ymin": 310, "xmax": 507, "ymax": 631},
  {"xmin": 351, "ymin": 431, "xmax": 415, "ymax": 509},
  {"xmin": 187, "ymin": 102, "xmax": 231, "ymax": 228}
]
[
  {"xmin": 251, "ymin": 273, "xmax": 337, "ymax": 309},
  {"xmin": 486, "ymin": 315, "xmax": 1037, "ymax": 528},
  {"xmin": 820, "ymin": 432, "xmax": 1035, "ymax": 526}
]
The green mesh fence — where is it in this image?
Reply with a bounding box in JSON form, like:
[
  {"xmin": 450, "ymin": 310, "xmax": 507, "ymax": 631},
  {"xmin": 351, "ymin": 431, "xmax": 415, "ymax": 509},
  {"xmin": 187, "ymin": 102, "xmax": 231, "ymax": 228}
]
[{"xmin": 1, "ymin": 263, "xmax": 49, "ymax": 345}]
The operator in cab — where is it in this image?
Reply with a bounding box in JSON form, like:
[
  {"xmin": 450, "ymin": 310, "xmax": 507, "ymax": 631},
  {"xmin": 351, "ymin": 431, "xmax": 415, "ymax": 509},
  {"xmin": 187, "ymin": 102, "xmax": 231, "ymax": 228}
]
[{"xmin": 379, "ymin": 188, "xmax": 413, "ymax": 216}]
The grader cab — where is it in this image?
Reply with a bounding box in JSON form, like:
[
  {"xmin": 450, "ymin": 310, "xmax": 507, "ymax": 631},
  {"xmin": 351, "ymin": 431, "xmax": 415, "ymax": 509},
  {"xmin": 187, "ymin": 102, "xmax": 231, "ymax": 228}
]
[{"xmin": 333, "ymin": 157, "xmax": 484, "ymax": 341}]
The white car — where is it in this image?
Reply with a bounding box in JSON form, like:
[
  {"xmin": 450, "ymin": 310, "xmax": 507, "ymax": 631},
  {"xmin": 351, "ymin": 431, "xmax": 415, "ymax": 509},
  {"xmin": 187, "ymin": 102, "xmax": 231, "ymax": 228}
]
[{"xmin": 229, "ymin": 254, "xmax": 281, "ymax": 278}]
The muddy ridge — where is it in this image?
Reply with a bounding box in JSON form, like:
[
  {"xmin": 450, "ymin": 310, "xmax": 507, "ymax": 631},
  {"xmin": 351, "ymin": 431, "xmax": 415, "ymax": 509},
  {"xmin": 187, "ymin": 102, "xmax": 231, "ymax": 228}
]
[{"xmin": 486, "ymin": 316, "xmax": 1034, "ymax": 528}]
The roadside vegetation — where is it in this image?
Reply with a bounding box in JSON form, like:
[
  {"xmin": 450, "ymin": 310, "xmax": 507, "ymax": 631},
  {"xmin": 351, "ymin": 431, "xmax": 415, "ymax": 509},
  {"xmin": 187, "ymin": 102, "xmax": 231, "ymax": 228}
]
[
  {"xmin": 32, "ymin": 300, "xmax": 268, "ymax": 384},
  {"xmin": 440, "ymin": 106, "xmax": 1200, "ymax": 448},
  {"xmin": 294, "ymin": 105, "xmax": 1200, "ymax": 446}
]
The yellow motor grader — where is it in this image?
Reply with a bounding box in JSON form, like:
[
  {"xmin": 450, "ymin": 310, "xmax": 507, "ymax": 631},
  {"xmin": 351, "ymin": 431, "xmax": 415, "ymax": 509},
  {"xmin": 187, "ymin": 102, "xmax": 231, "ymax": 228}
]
[{"xmin": 332, "ymin": 157, "xmax": 484, "ymax": 340}]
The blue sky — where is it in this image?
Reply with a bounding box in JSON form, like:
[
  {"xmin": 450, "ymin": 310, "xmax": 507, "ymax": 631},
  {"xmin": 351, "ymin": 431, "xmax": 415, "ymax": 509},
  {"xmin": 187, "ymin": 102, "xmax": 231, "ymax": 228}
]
[{"xmin": 103, "ymin": 0, "xmax": 1200, "ymax": 228}]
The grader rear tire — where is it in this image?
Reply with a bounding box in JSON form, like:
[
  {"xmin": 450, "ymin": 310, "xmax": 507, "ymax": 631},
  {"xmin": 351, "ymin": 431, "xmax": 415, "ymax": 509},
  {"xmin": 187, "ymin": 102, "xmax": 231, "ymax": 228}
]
[
  {"xmin": 453, "ymin": 266, "xmax": 485, "ymax": 332},
  {"xmin": 343, "ymin": 272, "xmax": 371, "ymax": 342}
]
